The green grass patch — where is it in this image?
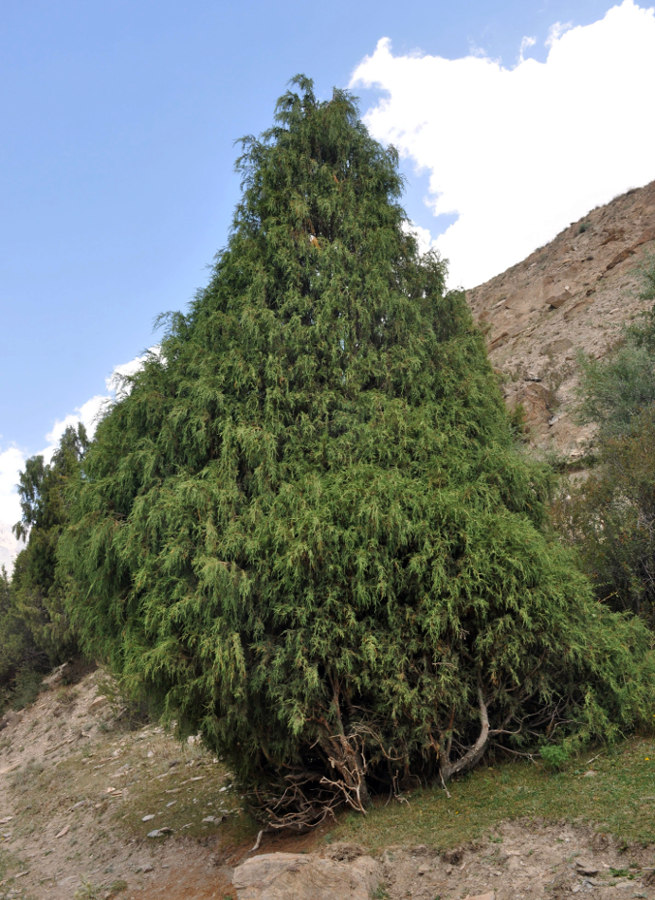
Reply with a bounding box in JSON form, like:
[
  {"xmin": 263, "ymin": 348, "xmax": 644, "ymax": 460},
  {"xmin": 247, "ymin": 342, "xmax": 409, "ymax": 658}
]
[
  {"xmin": 34, "ymin": 727, "xmax": 259, "ymax": 848},
  {"xmin": 73, "ymin": 878, "xmax": 128, "ymax": 899},
  {"xmin": 108, "ymin": 734, "xmax": 256, "ymax": 844},
  {"xmin": 325, "ymin": 736, "xmax": 655, "ymax": 852},
  {"xmin": 0, "ymin": 847, "xmax": 31, "ymax": 898}
]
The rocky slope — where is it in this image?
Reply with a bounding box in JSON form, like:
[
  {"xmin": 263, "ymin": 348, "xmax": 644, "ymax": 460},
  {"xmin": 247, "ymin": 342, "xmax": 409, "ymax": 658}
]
[
  {"xmin": 467, "ymin": 179, "xmax": 655, "ymax": 459},
  {"xmin": 1, "ymin": 668, "xmax": 653, "ymax": 899}
]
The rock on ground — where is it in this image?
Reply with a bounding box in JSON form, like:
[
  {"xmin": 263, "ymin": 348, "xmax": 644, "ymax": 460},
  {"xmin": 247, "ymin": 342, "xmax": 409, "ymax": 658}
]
[{"xmin": 232, "ymin": 848, "xmax": 381, "ymax": 899}]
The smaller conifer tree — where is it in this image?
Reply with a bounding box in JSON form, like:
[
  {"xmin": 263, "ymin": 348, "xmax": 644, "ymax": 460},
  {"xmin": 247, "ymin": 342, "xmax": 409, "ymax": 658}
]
[
  {"xmin": 10, "ymin": 424, "xmax": 88, "ymax": 667},
  {"xmin": 556, "ymin": 255, "xmax": 655, "ymax": 625}
]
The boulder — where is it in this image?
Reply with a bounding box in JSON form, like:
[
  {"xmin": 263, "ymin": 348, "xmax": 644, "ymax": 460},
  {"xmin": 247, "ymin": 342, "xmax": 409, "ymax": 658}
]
[{"xmin": 232, "ymin": 851, "xmax": 382, "ymax": 900}]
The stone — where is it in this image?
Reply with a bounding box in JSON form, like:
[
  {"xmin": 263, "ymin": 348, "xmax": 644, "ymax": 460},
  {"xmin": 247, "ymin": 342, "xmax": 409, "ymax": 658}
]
[
  {"xmin": 42, "ymin": 663, "xmax": 70, "ymax": 688},
  {"xmin": 88, "ymin": 696, "xmax": 108, "ymax": 711},
  {"xmin": 232, "ymin": 851, "xmax": 382, "ymax": 900},
  {"xmin": 147, "ymin": 827, "xmax": 173, "ymax": 838},
  {"xmin": 575, "ymin": 859, "xmax": 599, "ymax": 875}
]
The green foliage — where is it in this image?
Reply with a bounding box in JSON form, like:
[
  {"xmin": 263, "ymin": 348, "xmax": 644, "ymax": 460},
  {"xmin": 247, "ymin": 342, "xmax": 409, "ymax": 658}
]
[
  {"xmin": 61, "ymin": 79, "xmax": 654, "ymax": 820},
  {"xmin": 637, "ymin": 252, "xmax": 655, "ymax": 302},
  {"xmin": 576, "ymin": 342, "xmax": 655, "ymax": 442},
  {"xmin": 538, "ymin": 743, "xmax": 570, "ymax": 772},
  {"xmin": 8, "ymin": 665, "xmax": 44, "ymax": 711},
  {"xmin": 576, "ymin": 255, "xmax": 655, "ymax": 442},
  {"xmin": 14, "ymin": 423, "xmax": 88, "ymax": 660},
  {"xmin": 554, "ymin": 407, "xmax": 655, "ymax": 626},
  {"xmin": 0, "ymin": 425, "xmax": 88, "ymax": 698},
  {"xmin": 0, "ymin": 566, "xmax": 33, "ymax": 704},
  {"xmin": 559, "ymin": 257, "xmax": 655, "ymax": 625}
]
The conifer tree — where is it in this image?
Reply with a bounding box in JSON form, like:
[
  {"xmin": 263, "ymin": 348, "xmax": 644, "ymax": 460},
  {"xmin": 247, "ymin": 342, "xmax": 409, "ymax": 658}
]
[
  {"xmin": 62, "ymin": 79, "xmax": 653, "ymax": 824},
  {"xmin": 11, "ymin": 424, "xmax": 88, "ymax": 667}
]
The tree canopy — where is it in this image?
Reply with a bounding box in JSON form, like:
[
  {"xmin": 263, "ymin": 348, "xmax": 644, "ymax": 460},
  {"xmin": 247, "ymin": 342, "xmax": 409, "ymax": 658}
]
[
  {"xmin": 556, "ymin": 255, "xmax": 655, "ymax": 627},
  {"xmin": 61, "ymin": 79, "xmax": 653, "ymax": 824},
  {"xmin": 0, "ymin": 424, "xmax": 88, "ymax": 695}
]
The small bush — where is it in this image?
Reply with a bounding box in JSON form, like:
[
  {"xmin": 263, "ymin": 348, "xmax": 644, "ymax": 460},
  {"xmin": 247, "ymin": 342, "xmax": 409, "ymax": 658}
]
[
  {"xmin": 539, "ymin": 743, "xmax": 570, "ymax": 772},
  {"xmin": 10, "ymin": 666, "xmax": 44, "ymax": 711},
  {"xmin": 554, "ymin": 407, "xmax": 655, "ymax": 627}
]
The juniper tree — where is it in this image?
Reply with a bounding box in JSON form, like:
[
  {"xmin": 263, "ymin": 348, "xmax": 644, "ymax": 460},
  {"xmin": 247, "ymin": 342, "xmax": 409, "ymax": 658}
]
[{"xmin": 62, "ymin": 79, "xmax": 653, "ymax": 824}]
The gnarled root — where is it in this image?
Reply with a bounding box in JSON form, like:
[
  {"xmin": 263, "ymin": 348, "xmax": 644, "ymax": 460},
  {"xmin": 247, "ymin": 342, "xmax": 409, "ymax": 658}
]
[{"xmin": 320, "ymin": 730, "xmax": 370, "ymax": 813}]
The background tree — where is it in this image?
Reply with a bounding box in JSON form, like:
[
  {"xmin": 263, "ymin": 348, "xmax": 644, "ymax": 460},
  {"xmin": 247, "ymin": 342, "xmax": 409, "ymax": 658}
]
[
  {"xmin": 0, "ymin": 565, "xmax": 29, "ymax": 694},
  {"xmin": 576, "ymin": 254, "xmax": 655, "ymax": 441},
  {"xmin": 555, "ymin": 255, "xmax": 655, "ymax": 625},
  {"xmin": 10, "ymin": 423, "xmax": 88, "ymax": 668},
  {"xmin": 62, "ymin": 79, "xmax": 653, "ymax": 825}
]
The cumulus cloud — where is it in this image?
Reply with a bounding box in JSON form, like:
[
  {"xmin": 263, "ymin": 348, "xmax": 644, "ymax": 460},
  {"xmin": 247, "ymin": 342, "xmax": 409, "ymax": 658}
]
[
  {"xmin": 351, "ymin": 0, "xmax": 655, "ymax": 288},
  {"xmin": 0, "ymin": 446, "xmax": 24, "ymax": 529},
  {"xmin": 43, "ymin": 349, "xmax": 155, "ymax": 458},
  {"xmin": 518, "ymin": 35, "xmax": 537, "ymax": 62},
  {"xmin": 0, "ymin": 447, "xmax": 25, "ymax": 572},
  {"xmin": 546, "ymin": 21, "xmax": 573, "ymax": 49}
]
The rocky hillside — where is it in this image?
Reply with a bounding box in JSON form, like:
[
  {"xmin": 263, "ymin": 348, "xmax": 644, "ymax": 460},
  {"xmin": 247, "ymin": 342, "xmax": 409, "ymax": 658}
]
[
  {"xmin": 467, "ymin": 180, "xmax": 655, "ymax": 459},
  {"xmin": 1, "ymin": 667, "xmax": 653, "ymax": 899}
]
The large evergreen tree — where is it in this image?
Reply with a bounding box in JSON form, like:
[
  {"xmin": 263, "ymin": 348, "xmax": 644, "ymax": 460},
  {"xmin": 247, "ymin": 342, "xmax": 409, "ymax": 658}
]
[{"xmin": 62, "ymin": 80, "xmax": 653, "ymax": 824}]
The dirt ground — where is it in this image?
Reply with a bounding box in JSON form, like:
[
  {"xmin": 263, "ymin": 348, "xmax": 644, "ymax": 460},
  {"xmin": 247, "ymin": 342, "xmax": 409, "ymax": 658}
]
[{"xmin": 0, "ymin": 668, "xmax": 653, "ymax": 899}]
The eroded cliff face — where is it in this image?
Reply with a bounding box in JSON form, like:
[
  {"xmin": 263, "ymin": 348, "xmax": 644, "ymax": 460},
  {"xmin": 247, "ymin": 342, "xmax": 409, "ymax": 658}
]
[{"xmin": 467, "ymin": 180, "xmax": 655, "ymax": 459}]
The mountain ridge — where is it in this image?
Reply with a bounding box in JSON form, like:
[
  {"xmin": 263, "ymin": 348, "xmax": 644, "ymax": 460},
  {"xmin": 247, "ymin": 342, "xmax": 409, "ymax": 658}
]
[{"xmin": 467, "ymin": 179, "xmax": 655, "ymax": 458}]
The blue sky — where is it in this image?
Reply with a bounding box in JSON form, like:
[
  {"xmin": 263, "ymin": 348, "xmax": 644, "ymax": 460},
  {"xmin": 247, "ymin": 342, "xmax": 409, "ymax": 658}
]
[{"xmin": 1, "ymin": 0, "xmax": 654, "ymax": 563}]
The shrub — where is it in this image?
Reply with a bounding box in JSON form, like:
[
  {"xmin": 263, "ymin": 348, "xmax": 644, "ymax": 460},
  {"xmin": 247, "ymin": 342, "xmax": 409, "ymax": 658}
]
[
  {"xmin": 554, "ymin": 407, "xmax": 655, "ymax": 627},
  {"xmin": 559, "ymin": 255, "xmax": 655, "ymax": 625}
]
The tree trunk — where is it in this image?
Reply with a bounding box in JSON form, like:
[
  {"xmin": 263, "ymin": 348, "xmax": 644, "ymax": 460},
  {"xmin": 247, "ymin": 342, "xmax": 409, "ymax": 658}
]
[{"xmin": 440, "ymin": 684, "xmax": 490, "ymax": 783}]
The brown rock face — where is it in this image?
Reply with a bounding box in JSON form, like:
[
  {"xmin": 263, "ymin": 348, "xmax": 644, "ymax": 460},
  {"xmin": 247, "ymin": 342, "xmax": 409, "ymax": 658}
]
[{"xmin": 467, "ymin": 180, "xmax": 655, "ymax": 459}]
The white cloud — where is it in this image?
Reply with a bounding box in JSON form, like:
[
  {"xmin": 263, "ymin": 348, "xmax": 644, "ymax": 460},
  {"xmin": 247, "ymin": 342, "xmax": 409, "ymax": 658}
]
[
  {"xmin": 42, "ymin": 348, "xmax": 156, "ymax": 462},
  {"xmin": 0, "ymin": 446, "xmax": 24, "ymax": 528},
  {"xmin": 546, "ymin": 21, "xmax": 573, "ymax": 49},
  {"xmin": 0, "ymin": 349, "xmax": 155, "ymax": 571},
  {"xmin": 351, "ymin": 0, "xmax": 655, "ymax": 288},
  {"xmin": 519, "ymin": 35, "xmax": 537, "ymax": 62},
  {"xmin": 0, "ymin": 447, "xmax": 25, "ymax": 573}
]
